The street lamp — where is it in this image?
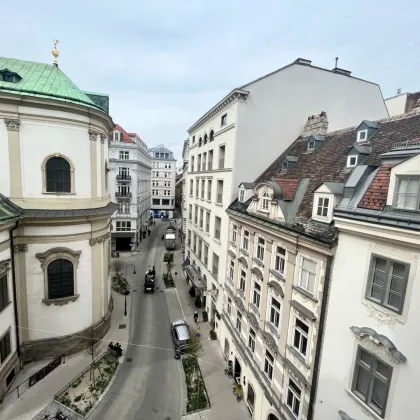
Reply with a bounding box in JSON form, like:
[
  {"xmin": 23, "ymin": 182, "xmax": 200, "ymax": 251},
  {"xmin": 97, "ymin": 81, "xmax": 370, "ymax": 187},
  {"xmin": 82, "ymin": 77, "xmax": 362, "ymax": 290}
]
[{"xmin": 124, "ymin": 264, "xmax": 136, "ymax": 316}]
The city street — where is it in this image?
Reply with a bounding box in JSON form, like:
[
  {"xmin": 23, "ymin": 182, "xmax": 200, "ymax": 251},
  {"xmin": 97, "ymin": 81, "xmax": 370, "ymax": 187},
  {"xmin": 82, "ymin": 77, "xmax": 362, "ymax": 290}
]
[{"xmin": 91, "ymin": 220, "xmax": 183, "ymax": 420}]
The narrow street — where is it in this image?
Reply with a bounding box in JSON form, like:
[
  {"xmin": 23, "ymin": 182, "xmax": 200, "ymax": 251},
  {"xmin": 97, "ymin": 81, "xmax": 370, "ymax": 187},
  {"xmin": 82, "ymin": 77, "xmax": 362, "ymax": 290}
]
[{"xmin": 91, "ymin": 219, "xmax": 182, "ymax": 420}]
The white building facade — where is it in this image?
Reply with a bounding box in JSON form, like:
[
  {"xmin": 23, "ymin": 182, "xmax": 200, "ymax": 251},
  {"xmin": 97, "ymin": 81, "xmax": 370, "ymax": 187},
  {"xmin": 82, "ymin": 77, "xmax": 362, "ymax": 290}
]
[
  {"xmin": 148, "ymin": 145, "xmax": 177, "ymax": 219},
  {"xmin": 183, "ymin": 57, "xmax": 389, "ymax": 324},
  {"xmin": 109, "ymin": 125, "xmax": 151, "ymax": 251},
  {"xmin": 0, "ymin": 57, "xmax": 116, "ymax": 363},
  {"xmin": 315, "ymin": 136, "xmax": 420, "ymax": 419}
]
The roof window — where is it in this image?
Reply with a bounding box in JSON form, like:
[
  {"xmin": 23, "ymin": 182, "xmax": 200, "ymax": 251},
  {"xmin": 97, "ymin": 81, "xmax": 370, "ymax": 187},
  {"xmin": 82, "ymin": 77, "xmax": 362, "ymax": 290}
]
[
  {"xmin": 307, "ymin": 134, "xmax": 324, "ymax": 152},
  {"xmin": 347, "ymin": 155, "xmax": 358, "ymax": 168},
  {"xmin": 0, "ymin": 68, "xmax": 22, "ymax": 83},
  {"xmin": 282, "ymin": 156, "xmax": 298, "ymax": 171},
  {"xmin": 357, "ymin": 130, "xmax": 368, "ymax": 142}
]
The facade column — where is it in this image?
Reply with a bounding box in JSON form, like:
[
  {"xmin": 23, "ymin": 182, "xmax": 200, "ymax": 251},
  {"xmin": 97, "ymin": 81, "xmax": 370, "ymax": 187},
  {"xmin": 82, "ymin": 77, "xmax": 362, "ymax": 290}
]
[
  {"xmin": 14, "ymin": 243, "xmax": 29, "ymax": 344},
  {"xmin": 100, "ymin": 134, "xmax": 106, "ymax": 197},
  {"xmin": 89, "ymin": 130, "xmax": 98, "ymax": 199},
  {"xmin": 5, "ymin": 119, "xmax": 22, "ymax": 199}
]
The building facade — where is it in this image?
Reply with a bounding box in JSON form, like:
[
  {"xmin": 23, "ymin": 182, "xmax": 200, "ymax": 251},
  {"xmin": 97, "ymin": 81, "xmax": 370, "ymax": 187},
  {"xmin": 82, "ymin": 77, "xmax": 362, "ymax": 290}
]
[
  {"xmin": 216, "ymin": 108, "xmax": 420, "ymax": 420},
  {"xmin": 0, "ymin": 56, "xmax": 116, "ymax": 363},
  {"xmin": 109, "ymin": 124, "xmax": 151, "ymax": 251},
  {"xmin": 315, "ymin": 113, "xmax": 420, "ymax": 420},
  {"xmin": 0, "ymin": 195, "xmax": 23, "ymax": 398},
  {"xmin": 385, "ymin": 90, "xmax": 420, "ymax": 117},
  {"xmin": 183, "ymin": 57, "xmax": 389, "ymax": 325},
  {"xmin": 148, "ymin": 145, "xmax": 177, "ymax": 219}
]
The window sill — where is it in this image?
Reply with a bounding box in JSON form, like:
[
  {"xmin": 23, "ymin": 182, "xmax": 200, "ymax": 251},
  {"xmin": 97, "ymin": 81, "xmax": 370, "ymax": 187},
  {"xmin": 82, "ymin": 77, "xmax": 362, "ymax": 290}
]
[
  {"xmin": 253, "ymin": 257, "xmax": 264, "ymax": 268},
  {"xmin": 258, "ymin": 209, "xmax": 269, "ymax": 214},
  {"xmin": 213, "ymin": 238, "xmax": 221, "ymax": 245},
  {"xmin": 42, "ymin": 294, "xmax": 80, "ymax": 306},
  {"xmin": 229, "ymin": 241, "xmax": 237, "ymax": 247},
  {"xmin": 215, "ymin": 203, "xmax": 223, "ymax": 207},
  {"xmin": 266, "ymin": 322, "xmax": 279, "ymax": 338},
  {"xmin": 240, "ymin": 248, "xmax": 249, "ymax": 256},
  {"xmin": 286, "ymin": 345, "xmax": 310, "ymax": 368},
  {"xmin": 206, "ymin": 199, "xmax": 212, "ymax": 203},
  {"xmin": 0, "ymin": 301, "xmax": 12, "ymax": 314},
  {"xmin": 250, "ymin": 303, "xmax": 260, "ymax": 315},
  {"xmin": 292, "ymin": 285, "xmax": 318, "ymax": 303},
  {"xmin": 345, "ymin": 389, "xmax": 382, "ymax": 420},
  {"xmin": 364, "ymin": 297, "xmax": 402, "ymax": 317},
  {"xmin": 42, "ymin": 192, "xmax": 76, "ymax": 196},
  {"xmin": 269, "ymin": 269, "xmax": 285, "ymax": 281},
  {"xmin": 204, "ymin": 231, "xmax": 210, "ymax": 237}
]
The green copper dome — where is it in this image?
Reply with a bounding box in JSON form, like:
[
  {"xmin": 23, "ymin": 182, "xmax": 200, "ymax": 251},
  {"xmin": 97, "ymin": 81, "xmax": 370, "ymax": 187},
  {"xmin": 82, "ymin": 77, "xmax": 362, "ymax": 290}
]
[{"xmin": 0, "ymin": 57, "xmax": 106, "ymax": 112}]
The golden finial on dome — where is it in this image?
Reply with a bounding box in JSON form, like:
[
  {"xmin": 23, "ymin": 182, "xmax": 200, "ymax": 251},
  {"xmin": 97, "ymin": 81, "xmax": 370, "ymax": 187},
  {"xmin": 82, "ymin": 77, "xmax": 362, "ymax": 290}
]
[{"xmin": 52, "ymin": 39, "xmax": 60, "ymax": 67}]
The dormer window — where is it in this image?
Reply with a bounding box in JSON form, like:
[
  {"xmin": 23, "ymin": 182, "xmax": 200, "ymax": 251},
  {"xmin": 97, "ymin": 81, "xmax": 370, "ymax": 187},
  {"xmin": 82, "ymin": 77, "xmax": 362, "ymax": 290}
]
[
  {"xmin": 357, "ymin": 130, "xmax": 368, "ymax": 142},
  {"xmin": 282, "ymin": 160, "xmax": 288, "ymax": 170},
  {"xmin": 261, "ymin": 191, "xmax": 270, "ymax": 211},
  {"xmin": 0, "ymin": 69, "xmax": 22, "ymax": 83},
  {"xmin": 394, "ymin": 176, "xmax": 420, "ymax": 210},
  {"xmin": 308, "ymin": 140, "xmax": 315, "ymax": 151},
  {"xmin": 114, "ymin": 132, "xmax": 120, "ymax": 141},
  {"xmin": 317, "ymin": 197, "xmax": 330, "ymax": 217},
  {"xmin": 347, "ymin": 155, "xmax": 358, "ymax": 168},
  {"xmin": 312, "ymin": 182, "xmax": 343, "ymax": 223},
  {"xmin": 282, "ymin": 156, "xmax": 298, "ymax": 172},
  {"xmin": 307, "ymin": 134, "xmax": 324, "ymax": 152}
]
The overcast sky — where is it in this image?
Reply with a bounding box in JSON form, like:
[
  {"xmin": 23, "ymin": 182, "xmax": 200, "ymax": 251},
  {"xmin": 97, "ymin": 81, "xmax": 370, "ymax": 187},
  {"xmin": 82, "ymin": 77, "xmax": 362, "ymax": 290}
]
[{"xmin": 2, "ymin": 0, "xmax": 419, "ymax": 163}]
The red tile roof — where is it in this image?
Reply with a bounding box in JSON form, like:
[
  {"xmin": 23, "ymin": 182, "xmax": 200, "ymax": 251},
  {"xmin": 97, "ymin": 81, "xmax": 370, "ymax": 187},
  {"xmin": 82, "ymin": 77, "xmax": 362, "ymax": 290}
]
[
  {"xmin": 113, "ymin": 124, "xmax": 134, "ymax": 143},
  {"xmin": 358, "ymin": 164, "xmax": 393, "ymax": 210},
  {"xmin": 274, "ymin": 178, "xmax": 299, "ymax": 201}
]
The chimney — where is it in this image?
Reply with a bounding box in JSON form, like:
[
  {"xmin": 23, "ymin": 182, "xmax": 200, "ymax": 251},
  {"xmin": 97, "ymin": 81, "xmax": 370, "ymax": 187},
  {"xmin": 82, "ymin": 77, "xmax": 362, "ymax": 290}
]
[{"xmin": 302, "ymin": 111, "xmax": 329, "ymax": 136}]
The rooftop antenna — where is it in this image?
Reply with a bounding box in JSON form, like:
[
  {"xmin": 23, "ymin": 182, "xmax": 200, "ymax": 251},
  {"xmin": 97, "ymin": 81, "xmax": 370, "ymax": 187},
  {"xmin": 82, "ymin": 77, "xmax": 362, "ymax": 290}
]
[
  {"xmin": 335, "ymin": 57, "xmax": 339, "ymax": 68},
  {"xmin": 397, "ymin": 88, "xmax": 402, "ymax": 95},
  {"xmin": 52, "ymin": 39, "xmax": 60, "ymax": 67}
]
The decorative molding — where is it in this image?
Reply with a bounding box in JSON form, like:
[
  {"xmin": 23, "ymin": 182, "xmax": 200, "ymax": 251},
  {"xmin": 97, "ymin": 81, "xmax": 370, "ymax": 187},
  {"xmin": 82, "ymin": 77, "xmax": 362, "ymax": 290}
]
[
  {"xmin": 4, "ymin": 119, "xmax": 20, "ymax": 131},
  {"xmin": 14, "ymin": 244, "xmax": 28, "ymax": 253},
  {"xmin": 262, "ymin": 330, "xmax": 278, "ymax": 354},
  {"xmin": 100, "ymin": 133, "xmax": 106, "ymax": 143},
  {"xmin": 42, "ymin": 294, "xmax": 80, "ymax": 306},
  {"xmin": 36, "ymin": 247, "xmax": 82, "ymax": 270},
  {"xmin": 350, "ymin": 326, "xmax": 407, "ymax": 364},
  {"xmin": 268, "ymin": 280, "xmax": 284, "ymax": 298},
  {"xmin": 338, "ymin": 410, "xmax": 355, "ymax": 420},
  {"xmin": 0, "ymin": 259, "xmax": 11, "ymax": 273},
  {"xmin": 89, "ymin": 232, "xmax": 111, "ymax": 246},
  {"xmin": 362, "ymin": 301, "xmax": 403, "ymax": 328},
  {"xmin": 89, "ymin": 129, "xmax": 99, "ymax": 141}
]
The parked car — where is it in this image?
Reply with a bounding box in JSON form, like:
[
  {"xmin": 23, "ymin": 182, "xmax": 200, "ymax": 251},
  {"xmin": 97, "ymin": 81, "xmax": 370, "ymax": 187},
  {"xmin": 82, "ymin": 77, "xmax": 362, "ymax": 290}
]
[{"xmin": 171, "ymin": 319, "xmax": 190, "ymax": 351}]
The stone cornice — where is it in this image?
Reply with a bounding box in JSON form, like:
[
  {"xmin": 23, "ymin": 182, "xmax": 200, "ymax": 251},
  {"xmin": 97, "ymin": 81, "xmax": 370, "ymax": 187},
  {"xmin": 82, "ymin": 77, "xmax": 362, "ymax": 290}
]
[
  {"xmin": 90, "ymin": 232, "xmax": 111, "ymax": 246},
  {"xmin": 187, "ymin": 89, "xmax": 249, "ymax": 134}
]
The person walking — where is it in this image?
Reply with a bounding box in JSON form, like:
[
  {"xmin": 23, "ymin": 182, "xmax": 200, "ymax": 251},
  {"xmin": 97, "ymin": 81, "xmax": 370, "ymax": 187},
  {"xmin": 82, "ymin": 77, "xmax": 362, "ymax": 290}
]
[
  {"xmin": 148, "ymin": 229, "xmax": 151, "ymax": 237},
  {"xmin": 194, "ymin": 311, "xmax": 199, "ymax": 324}
]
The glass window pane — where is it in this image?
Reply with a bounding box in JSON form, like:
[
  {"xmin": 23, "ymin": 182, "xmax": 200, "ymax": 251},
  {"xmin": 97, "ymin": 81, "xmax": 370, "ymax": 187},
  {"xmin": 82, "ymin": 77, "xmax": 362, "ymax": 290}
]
[
  {"xmin": 387, "ymin": 292, "xmax": 402, "ymax": 310},
  {"xmin": 389, "ymin": 276, "xmax": 404, "ymax": 294},
  {"xmin": 293, "ymin": 332, "xmax": 300, "ymax": 348},
  {"xmin": 376, "ymin": 361, "xmax": 391, "ymax": 379},
  {"xmin": 302, "ymin": 258, "xmax": 316, "ymax": 272},
  {"xmin": 371, "ymin": 378, "xmax": 387, "ymax": 410},
  {"xmin": 355, "ymin": 367, "xmax": 370, "ymax": 396},
  {"xmin": 287, "ymin": 390, "xmax": 293, "ymax": 408},
  {"xmin": 360, "ymin": 350, "xmax": 373, "ymax": 366},
  {"xmin": 370, "ymin": 285, "xmax": 384, "ymax": 301},
  {"xmin": 392, "ymin": 263, "xmax": 406, "ymax": 279}
]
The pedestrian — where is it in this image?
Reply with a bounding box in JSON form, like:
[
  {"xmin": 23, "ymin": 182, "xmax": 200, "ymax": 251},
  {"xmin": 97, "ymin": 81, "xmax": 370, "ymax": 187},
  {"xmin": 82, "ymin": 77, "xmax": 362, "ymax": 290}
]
[
  {"xmin": 194, "ymin": 311, "xmax": 199, "ymax": 324},
  {"xmin": 148, "ymin": 229, "xmax": 151, "ymax": 237},
  {"xmin": 180, "ymin": 235, "xmax": 183, "ymax": 244},
  {"xmin": 152, "ymin": 266, "xmax": 155, "ymax": 277}
]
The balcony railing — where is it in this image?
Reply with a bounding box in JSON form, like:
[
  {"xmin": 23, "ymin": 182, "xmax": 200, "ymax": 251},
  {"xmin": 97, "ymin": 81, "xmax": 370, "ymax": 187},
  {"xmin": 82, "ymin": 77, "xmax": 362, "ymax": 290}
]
[
  {"xmin": 117, "ymin": 175, "xmax": 131, "ymax": 181},
  {"xmin": 116, "ymin": 192, "xmax": 132, "ymax": 198},
  {"xmin": 115, "ymin": 213, "xmax": 131, "ymax": 217}
]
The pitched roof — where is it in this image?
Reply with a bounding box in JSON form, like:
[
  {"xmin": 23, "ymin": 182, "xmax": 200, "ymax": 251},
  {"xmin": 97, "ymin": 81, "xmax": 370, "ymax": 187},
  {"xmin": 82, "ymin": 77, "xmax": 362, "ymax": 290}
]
[
  {"xmin": 273, "ymin": 178, "xmax": 299, "ymax": 201},
  {"xmin": 239, "ymin": 182, "xmax": 254, "ymax": 189},
  {"xmin": 252, "ymin": 109, "xmax": 420, "ymax": 241},
  {"xmin": 0, "ymin": 194, "xmax": 23, "ymax": 224},
  {"xmin": 0, "ymin": 57, "xmax": 105, "ymax": 112},
  {"xmin": 358, "ymin": 165, "xmax": 393, "ymax": 210},
  {"xmin": 113, "ymin": 124, "xmax": 134, "ymax": 143}
]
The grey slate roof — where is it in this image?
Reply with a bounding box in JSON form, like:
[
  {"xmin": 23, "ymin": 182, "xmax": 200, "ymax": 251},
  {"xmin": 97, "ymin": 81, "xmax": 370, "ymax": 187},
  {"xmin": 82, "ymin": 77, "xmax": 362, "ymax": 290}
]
[
  {"xmin": 239, "ymin": 182, "xmax": 254, "ymax": 189},
  {"xmin": 24, "ymin": 202, "xmax": 118, "ymax": 218},
  {"xmin": 0, "ymin": 194, "xmax": 23, "ymax": 224}
]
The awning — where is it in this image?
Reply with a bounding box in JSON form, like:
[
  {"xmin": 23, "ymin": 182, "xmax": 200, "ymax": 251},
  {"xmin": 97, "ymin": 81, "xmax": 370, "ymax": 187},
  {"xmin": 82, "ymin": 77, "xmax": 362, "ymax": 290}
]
[{"xmin": 185, "ymin": 265, "xmax": 206, "ymax": 290}]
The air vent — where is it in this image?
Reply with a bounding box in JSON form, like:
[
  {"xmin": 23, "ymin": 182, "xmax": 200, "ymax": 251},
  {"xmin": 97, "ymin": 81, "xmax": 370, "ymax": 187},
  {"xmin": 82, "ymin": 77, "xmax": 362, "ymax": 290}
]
[
  {"xmin": 294, "ymin": 58, "xmax": 312, "ymax": 66},
  {"xmin": 332, "ymin": 67, "xmax": 352, "ymax": 76}
]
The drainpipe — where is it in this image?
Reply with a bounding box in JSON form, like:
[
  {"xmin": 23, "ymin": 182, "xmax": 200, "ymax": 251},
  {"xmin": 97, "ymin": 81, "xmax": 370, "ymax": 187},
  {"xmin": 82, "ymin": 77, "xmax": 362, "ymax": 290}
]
[
  {"xmin": 9, "ymin": 221, "xmax": 22, "ymax": 366},
  {"xmin": 307, "ymin": 254, "xmax": 333, "ymax": 420}
]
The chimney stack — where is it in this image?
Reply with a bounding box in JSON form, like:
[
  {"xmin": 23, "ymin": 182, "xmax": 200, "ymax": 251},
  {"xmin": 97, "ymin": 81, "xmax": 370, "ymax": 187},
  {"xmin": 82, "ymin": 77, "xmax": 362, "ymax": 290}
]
[{"xmin": 302, "ymin": 112, "xmax": 329, "ymax": 136}]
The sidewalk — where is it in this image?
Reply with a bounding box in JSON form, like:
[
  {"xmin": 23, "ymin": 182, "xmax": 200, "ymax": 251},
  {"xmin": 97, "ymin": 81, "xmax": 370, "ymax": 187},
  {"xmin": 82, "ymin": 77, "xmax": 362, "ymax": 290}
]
[
  {"xmin": 0, "ymin": 290, "xmax": 131, "ymax": 420},
  {"xmin": 165, "ymin": 248, "xmax": 251, "ymax": 420}
]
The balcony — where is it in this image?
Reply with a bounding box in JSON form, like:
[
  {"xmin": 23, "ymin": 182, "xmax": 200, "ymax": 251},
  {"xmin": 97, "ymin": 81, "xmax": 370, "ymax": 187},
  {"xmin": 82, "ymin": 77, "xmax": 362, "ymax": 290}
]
[
  {"xmin": 115, "ymin": 192, "xmax": 132, "ymax": 198},
  {"xmin": 115, "ymin": 213, "xmax": 131, "ymax": 217},
  {"xmin": 117, "ymin": 175, "xmax": 131, "ymax": 181}
]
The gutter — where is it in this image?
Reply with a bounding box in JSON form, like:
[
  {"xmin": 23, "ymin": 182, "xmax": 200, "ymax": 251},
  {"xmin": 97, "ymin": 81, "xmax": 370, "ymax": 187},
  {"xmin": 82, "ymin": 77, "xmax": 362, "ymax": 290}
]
[
  {"xmin": 335, "ymin": 207, "xmax": 420, "ymax": 226},
  {"xmin": 307, "ymin": 254, "xmax": 333, "ymax": 420},
  {"xmin": 9, "ymin": 221, "xmax": 21, "ymax": 365}
]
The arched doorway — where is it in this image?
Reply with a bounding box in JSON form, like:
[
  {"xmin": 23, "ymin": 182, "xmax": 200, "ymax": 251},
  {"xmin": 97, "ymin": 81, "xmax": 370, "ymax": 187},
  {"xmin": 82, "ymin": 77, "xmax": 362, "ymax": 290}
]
[
  {"xmin": 267, "ymin": 414, "xmax": 280, "ymax": 420},
  {"xmin": 247, "ymin": 383, "xmax": 255, "ymax": 414}
]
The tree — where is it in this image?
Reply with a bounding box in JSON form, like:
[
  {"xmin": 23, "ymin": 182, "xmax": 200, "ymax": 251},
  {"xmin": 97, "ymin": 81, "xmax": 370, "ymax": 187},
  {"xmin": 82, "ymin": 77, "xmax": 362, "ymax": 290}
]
[
  {"xmin": 186, "ymin": 326, "xmax": 203, "ymax": 360},
  {"xmin": 164, "ymin": 251, "xmax": 174, "ymax": 275},
  {"xmin": 85, "ymin": 328, "xmax": 103, "ymax": 387}
]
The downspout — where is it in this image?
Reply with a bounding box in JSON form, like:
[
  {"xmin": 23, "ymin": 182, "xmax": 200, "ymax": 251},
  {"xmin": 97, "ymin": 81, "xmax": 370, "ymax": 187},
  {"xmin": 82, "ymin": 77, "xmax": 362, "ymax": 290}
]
[
  {"xmin": 307, "ymin": 254, "xmax": 333, "ymax": 420},
  {"xmin": 9, "ymin": 221, "xmax": 22, "ymax": 366}
]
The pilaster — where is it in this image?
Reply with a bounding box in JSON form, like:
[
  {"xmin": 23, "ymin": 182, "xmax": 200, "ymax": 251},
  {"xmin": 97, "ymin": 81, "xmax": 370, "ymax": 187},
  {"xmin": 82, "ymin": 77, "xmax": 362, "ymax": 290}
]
[{"xmin": 5, "ymin": 119, "xmax": 22, "ymax": 199}]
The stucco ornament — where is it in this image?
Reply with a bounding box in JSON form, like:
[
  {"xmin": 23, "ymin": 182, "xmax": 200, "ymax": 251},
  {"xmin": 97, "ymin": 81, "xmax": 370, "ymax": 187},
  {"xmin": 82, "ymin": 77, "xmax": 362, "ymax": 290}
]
[
  {"xmin": 350, "ymin": 326, "xmax": 407, "ymax": 365},
  {"xmin": 100, "ymin": 133, "xmax": 106, "ymax": 143},
  {"xmin": 0, "ymin": 259, "xmax": 11, "ymax": 273},
  {"xmin": 4, "ymin": 119, "xmax": 20, "ymax": 131},
  {"xmin": 35, "ymin": 247, "xmax": 82, "ymax": 270},
  {"xmin": 362, "ymin": 301, "xmax": 403, "ymax": 328},
  {"xmin": 89, "ymin": 232, "xmax": 111, "ymax": 246},
  {"xmin": 89, "ymin": 130, "xmax": 99, "ymax": 141},
  {"xmin": 14, "ymin": 244, "xmax": 28, "ymax": 253}
]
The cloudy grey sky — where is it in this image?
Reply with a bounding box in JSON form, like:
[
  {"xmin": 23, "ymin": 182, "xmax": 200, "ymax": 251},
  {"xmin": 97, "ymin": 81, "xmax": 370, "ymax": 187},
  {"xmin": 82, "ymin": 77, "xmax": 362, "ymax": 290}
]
[{"xmin": 2, "ymin": 0, "xmax": 419, "ymax": 163}]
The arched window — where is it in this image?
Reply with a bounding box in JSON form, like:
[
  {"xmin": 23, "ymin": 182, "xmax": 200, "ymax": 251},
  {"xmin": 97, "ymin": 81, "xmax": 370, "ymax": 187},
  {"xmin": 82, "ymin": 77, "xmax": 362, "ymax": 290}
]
[
  {"xmin": 210, "ymin": 130, "xmax": 214, "ymax": 142},
  {"xmin": 46, "ymin": 157, "xmax": 71, "ymax": 193},
  {"xmin": 247, "ymin": 383, "xmax": 255, "ymax": 413},
  {"xmin": 204, "ymin": 134, "xmax": 208, "ymax": 144},
  {"xmin": 261, "ymin": 191, "xmax": 270, "ymax": 211},
  {"xmin": 47, "ymin": 259, "xmax": 74, "ymax": 299}
]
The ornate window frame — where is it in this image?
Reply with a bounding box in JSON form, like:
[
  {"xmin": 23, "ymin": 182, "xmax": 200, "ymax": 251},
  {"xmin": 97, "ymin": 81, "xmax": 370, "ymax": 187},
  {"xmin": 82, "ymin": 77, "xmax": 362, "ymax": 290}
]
[
  {"xmin": 35, "ymin": 247, "xmax": 81, "ymax": 306},
  {"xmin": 41, "ymin": 153, "xmax": 75, "ymax": 195}
]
